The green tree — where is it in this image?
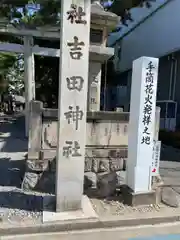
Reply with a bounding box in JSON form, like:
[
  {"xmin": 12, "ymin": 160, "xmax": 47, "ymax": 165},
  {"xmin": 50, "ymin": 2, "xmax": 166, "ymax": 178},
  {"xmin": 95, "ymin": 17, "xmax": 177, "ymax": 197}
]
[
  {"xmin": 0, "ymin": 0, "xmax": 156, "ymax": 25},
  {"xmin": 6, "ymin": 55, "xmax": 24, "ymax": 95},
  {"xmin": 0, "ymin": 53, "xmax": 16, "ymax": 91}
]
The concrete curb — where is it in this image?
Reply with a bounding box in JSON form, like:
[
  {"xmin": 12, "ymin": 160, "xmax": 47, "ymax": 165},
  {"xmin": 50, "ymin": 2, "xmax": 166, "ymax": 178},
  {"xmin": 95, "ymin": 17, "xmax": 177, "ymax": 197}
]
[{"xmin": 1, "ymin": 214, "xmax": 180, "ymax": 236}]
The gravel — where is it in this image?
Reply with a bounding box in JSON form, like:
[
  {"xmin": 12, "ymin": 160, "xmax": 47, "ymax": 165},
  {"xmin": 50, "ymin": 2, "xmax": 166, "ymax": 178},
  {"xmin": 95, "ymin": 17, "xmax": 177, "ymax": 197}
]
[
  {"xmin": 91, "ymin": 197, "xmax": 163, "ymax": 217},
  {"xmin": 0, "ymin": 187, "xmax": 54, "ymax": 224}
]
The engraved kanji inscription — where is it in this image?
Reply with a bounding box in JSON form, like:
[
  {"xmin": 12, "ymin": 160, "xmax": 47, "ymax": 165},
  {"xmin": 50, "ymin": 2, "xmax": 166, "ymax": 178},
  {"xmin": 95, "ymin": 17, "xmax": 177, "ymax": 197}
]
[
  {"xmin": 144, "ymin": 94, "xmax": 152, "ymax": 105},
  {"xmin": 146, "ymin": 61, "xmax": 155, "ymax": 84},
  {"xmin": 66, "ymin": 76, "xmax": 84, "ymax": 91},
  {"xmin": 143, "ymin": 104, "xmax": 152, "ymax": 115},
  {"xmin": 104, "ymin": 127, "xmax": 108, "ymax": 136},
  {"xmin": 116, "ymin": 123, "xmax": 120, "ymax": 135},
  {"xmin": 124, "ymin": 125, "xmax": 128, "ymax": 135},
  {"xmin": 67, "ymin": 36, "xmax": 85, "ymax": 60},
  {"xmin": 67, "ymin": 4, "xmax": 87, "ymax": 24},
  {"xmin": 64, "ymin": 106, "xmax": 83, "ymax": 130},
  {"xmin": 145, "ymin": 83, "xmax": 154, "ymax": 95},
  {"xmin": 63, "ymin": 141, "xmax": 82, "ymax": 158},
  {"xmin": 141, "ymin": 136, "xmax": 150, "ymax": 145},
  {"xmin": 143, "ymin": 126, "xmax": 150, "ymax": 135},
  {"xmin": 142, "ymin": 113, "xmax": 151, "ymax": 125},
  {"xmin": 141, "ymin": 60, "xmax": 155, "ymax": 145},
  {"xmin": 146, "ymin": 61, "xmax": 155, "ymax": 72}
]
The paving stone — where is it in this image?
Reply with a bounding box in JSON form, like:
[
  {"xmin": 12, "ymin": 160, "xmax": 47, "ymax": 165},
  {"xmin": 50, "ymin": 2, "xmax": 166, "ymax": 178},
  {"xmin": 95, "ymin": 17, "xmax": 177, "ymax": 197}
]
[{"xmin": 161, "ymin": 187, "xmax": 180, "ymax": 208}]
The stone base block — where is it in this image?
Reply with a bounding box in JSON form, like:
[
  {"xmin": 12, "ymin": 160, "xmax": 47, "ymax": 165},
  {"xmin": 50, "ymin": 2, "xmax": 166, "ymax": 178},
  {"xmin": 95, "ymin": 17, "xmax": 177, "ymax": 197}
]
[
  {"xmin": 121, "ymin": 185, "xmax": 157, "ymax": 206},
  {"xmin": 43, "ymin": 195, "xmax": 98, "ymax": 223}
]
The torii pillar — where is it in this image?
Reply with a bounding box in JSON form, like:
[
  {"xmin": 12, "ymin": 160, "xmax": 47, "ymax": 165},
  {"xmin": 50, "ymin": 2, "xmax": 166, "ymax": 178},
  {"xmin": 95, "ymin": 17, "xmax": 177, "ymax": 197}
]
[{"xmin": 24, "ymin": 36, "xmax": 35, "ymax": 137}]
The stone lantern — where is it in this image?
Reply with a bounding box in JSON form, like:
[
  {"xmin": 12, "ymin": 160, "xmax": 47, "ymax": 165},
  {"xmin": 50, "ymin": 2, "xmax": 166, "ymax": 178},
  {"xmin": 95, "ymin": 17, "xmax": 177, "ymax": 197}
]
[{"xmin": 88, "ymin": 1, "xmax": 119, "ymax": 111}]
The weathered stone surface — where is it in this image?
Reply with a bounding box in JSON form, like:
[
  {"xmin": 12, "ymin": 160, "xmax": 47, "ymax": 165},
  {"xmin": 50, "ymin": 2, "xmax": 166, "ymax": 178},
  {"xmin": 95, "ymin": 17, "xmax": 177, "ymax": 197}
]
[
  {"xmin": 22, "ymin": 172, "xmax": 41, "ymax": 191},
  {"xmin": 84, "ymin": 172, "xmax": 97, "ymax": 189},
  {"xmin": 97, "ymin": 172, "xmax": 117, "ymax": 198},
  {"xmin": 161, "ymin": 187, "xmax": 180, "ymax": 208},
  {"xmin": 85, "ymin": 157, "xmax": 93, "ymax": 172},
  {"xmin": 87, "ymin": 149, "xmax": 126, "ymax": 173},
  {"xmin": 152, "ymin": 175, "xmax": 164, "ymax": 190},
  {"xmin": 109, "ymin": 158, "xmax": 124, "ymax": 171},
  {"xmin": 42, "ymin": 120, "xmax": 129, "ymax": 149},
  {"xmin": 116, "ymin": 170, "xmax": 126, "ymax": 186},
  {"xmin": 92, "ymin": 158, "xmax": 99, "ymax": 173},
  {"xmin": 27, "ymin": 160, "xmax": 49, "ymax": 172},
  {"xmin": 86, "ymin": 148, "xmax": 128, "ymax": 158},
  {"xmin": 99, "ymin": 159, "xmax": 109, "ymax": 172},
  {"xmin": 109, "ymin": 149, "xmax": 127, "ymax": 158}
]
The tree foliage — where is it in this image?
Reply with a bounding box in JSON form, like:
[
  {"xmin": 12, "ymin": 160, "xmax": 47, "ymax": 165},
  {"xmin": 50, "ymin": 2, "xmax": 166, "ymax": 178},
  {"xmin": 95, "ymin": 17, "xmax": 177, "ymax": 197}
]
[
  {"xmin": 1, "ymin": 0, "xmax": 156, "ymax": 26},
  {"xmin": 0, "ymin": 53, "xmax": 17, "ymax": 93}
]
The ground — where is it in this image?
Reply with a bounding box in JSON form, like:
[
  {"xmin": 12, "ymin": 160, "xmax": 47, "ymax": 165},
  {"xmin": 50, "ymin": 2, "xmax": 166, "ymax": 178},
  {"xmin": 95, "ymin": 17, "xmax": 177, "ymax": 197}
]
[
  {"xmin": 1, "ymin": 114, "xmax": 180, "ymax": 230},
  {"xmin": 2, "ymin": 222, "xmax": 180, "ymax": 239}
]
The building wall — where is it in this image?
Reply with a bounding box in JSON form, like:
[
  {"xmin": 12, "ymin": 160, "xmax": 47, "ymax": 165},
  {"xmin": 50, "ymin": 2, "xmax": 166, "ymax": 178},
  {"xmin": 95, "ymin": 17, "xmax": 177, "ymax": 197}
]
[
  {"xmin": 108, "ymin": 0, "xmax": 168, "ymax": 46},
  {"xmin": 118, "ymin": 0, "xmax": 180, "ymax": 72}
]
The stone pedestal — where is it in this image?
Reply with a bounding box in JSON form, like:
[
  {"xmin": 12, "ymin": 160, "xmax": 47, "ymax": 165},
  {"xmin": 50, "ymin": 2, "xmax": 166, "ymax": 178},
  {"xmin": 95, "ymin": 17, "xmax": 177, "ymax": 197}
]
[
  {"xmin": 24, "ymin": 36, "xmax": 35, "ymax": 137},
  {"xmin": 121, "ymin": 186, "xmax": 158, "ymax": 206},
  {"xmin": 43, "ymin": 195, "xmax": 97, "ymax": 222}
]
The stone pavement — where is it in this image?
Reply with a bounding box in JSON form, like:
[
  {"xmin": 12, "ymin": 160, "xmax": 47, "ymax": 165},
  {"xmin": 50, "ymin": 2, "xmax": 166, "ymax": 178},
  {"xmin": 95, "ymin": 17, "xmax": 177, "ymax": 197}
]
[
  {"xmin": 0, "ymin": 116, "xmax": 43, "ymax": 224},
  {"xmin": 130, "ymin": 235, "xmax": 180, "ymax": 239},
  {"xmin": 0, "ymin": 115, "xmax": 27, "ymax": 188},
  {"xmin": 160, "ymin": 161, "xmax": 180, "ymax": 208},
  {"xmin": 2, "ymin": 222, "xmax": 180, "ymax": 239}
]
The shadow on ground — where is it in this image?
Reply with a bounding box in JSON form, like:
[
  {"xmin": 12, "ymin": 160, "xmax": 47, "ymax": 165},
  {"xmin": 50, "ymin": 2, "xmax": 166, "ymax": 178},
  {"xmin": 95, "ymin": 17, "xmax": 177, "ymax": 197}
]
[
  {"xmin": 0, "ymin": 157, "xmax": 25, "ymax": 188},
  {"xmin": 0, "ymin": 116, "xmax": 43, "ymax": 212},
  {"xmin": 0, "ymin": 156, "xmax": 43, "ymax": 212},
  {"xmin": 0, "ymin": 191, "xmax": 43, "ymax": 212},
  {"xmin": 0, "ymin": 116, "xmax": 27, "ymax": 152}
]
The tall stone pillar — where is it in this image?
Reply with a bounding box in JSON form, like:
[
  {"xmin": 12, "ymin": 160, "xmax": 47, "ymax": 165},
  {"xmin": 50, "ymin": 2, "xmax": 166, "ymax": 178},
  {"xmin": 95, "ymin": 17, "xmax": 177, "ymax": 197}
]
[
  {"xmin": 56, "ymin": 0, "xmax": 91, "ymax": 212},
  {"xmin": 127, "ymin": 57, "xmax": 159, "ymax": 193},
  {"xmin": 24, "ymin": 36, "xmax": 35, "ymax": 137}
]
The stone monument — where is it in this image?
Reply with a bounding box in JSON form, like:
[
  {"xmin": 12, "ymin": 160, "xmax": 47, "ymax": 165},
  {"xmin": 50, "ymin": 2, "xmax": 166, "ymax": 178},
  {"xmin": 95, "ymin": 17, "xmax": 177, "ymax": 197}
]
[
  {"xmin": 42, "ymin": 0, "xmax": 119, "ymax": 221},
  {"xmin": 56, "ymin": 0, "xmax": 91, "ymax": 212},
  {"xmin": 124, "ymin": 56, "xmax": 159, "ymax": 205}
]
